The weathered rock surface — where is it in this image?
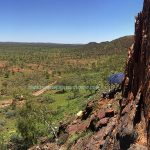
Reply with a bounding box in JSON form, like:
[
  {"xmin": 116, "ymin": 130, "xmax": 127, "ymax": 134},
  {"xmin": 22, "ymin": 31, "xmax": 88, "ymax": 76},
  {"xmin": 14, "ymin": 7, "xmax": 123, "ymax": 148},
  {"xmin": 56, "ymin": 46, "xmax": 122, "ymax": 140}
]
[{"xmin": 115, "ymin": 0, "xmax": 150, "ymax": 149}]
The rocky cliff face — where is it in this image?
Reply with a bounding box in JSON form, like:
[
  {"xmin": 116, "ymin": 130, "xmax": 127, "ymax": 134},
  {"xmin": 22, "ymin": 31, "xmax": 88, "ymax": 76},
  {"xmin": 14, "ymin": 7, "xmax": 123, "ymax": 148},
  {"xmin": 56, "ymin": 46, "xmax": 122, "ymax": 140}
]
[
  {"xmin": 29, "ymin": 0, "xmax": 150, "ymax": 150},
  {"xmin": 119, "ymin": 0, "xmax": 150, "ymax": 148}
]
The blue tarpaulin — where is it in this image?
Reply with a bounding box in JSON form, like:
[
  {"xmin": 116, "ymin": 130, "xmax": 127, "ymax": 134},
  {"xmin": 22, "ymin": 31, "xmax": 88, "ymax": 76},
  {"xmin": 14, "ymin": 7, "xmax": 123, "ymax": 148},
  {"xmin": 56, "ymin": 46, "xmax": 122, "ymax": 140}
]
[{"xmin": 108, "ymin": 73, "xmax": 125, "ymax": 85}]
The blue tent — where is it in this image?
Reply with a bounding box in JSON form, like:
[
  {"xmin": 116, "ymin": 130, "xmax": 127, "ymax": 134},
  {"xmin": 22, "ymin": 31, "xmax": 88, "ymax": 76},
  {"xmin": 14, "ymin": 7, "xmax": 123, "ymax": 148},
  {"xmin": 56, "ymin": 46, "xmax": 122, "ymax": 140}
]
[{"xmin": 108, "ymin": 73, "xmax": 125, "ymax": 85}]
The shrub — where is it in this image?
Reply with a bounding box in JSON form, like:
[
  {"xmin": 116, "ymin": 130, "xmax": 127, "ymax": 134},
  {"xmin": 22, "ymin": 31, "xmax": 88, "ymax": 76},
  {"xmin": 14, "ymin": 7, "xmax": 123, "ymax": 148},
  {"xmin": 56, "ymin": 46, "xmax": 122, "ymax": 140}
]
[
  {"xmin": 0, "ymin": 120, "xmax": 6, "ymax": 126},
  {"xmin": 43, "ymin": 95, "xmax": 55, "ymax": 103},
  {"xmin": 0, "ymin": 134, "xmax": 7, "ymax": 150},
  {"xmin": 16, "ymin": 101, "xmax": 53, "ymax": 147},
  {"xmin": 0, "ymin": 89, "xmax": 7, "ymax": 95},
  {"xmin": 10, "ymin": 133, "xmax": 23, "ymax": 143},
  {"xmin": 5, "ymin": 110, "xmax": 16, "ymax": 118},
  {"xmin": 39, "ymin": 94, "xmax": 55, "ymax": 103},
  {"xmin": 9, "ymin": 133, "xmax": 28, "ymax": 150}
]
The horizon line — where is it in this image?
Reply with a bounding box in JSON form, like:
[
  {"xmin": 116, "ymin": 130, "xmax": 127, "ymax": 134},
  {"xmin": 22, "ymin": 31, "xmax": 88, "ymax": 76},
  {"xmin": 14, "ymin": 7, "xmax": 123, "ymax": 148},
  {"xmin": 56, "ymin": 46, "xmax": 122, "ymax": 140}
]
[{"xmin": 0, "ymin": 35, "xmax": 133, "ymax": 45}]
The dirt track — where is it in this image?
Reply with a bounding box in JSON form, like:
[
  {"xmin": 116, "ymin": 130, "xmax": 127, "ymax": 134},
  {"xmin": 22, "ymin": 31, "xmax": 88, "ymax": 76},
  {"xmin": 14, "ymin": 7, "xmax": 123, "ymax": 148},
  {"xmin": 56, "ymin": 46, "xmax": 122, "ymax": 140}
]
[
  {"xmin": 32, "ymin": 76, "xmax": 62, "ymax": 96},
  {"xmin": 0, "ymin": 77, "xmax": 61, "ymax": 109},
  {"xmin": 32, "ymin": 80, "xmax": 57, "ymax": 96}
]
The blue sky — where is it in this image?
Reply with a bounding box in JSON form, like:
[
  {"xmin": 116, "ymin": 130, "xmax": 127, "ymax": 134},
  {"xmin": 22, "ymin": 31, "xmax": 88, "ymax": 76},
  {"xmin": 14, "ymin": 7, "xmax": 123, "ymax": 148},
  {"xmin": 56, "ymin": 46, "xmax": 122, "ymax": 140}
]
[{"xmin": 0, "ymin": 0, "xmax": 143, "ymax": 43}]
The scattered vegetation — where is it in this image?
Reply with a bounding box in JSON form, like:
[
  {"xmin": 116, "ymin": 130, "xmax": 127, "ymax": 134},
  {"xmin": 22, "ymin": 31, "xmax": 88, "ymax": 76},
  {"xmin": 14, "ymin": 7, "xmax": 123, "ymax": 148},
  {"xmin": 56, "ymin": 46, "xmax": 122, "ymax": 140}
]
[{"xmin": 0, "ymin": 36, "xmax": 133, "ymax": 149}]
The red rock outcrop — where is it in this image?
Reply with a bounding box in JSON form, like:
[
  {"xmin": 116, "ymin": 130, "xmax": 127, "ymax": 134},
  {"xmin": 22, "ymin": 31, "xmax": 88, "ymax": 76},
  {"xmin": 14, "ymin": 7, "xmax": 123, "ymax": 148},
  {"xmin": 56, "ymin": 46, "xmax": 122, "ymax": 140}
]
[{"xmin": 117, "ymin": 0, "xmax": 150, "ymax": 149}]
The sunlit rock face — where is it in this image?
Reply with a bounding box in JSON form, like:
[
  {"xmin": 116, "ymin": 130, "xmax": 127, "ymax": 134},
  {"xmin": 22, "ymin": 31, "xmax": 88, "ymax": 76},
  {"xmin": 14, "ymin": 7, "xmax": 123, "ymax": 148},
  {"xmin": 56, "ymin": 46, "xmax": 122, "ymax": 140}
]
[{"xmin": 120, "ymin": 0, "xmax": 150, "ymax": 148}]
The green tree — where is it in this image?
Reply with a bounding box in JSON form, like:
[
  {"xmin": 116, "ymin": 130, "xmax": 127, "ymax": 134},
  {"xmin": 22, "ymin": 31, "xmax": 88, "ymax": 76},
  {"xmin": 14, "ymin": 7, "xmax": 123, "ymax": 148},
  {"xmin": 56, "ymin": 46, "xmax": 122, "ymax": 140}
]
[{"xmin": 17, "ymin": 101, "xmax": 54, "ymax": 147}]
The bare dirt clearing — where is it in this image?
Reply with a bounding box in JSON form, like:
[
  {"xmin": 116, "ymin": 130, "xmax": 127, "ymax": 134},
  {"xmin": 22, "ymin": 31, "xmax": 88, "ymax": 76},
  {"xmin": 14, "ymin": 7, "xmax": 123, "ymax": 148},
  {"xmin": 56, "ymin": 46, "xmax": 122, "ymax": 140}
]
[{"xmin": 0, "ymin": 99, "xmax": 12, "ymax": 108}]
